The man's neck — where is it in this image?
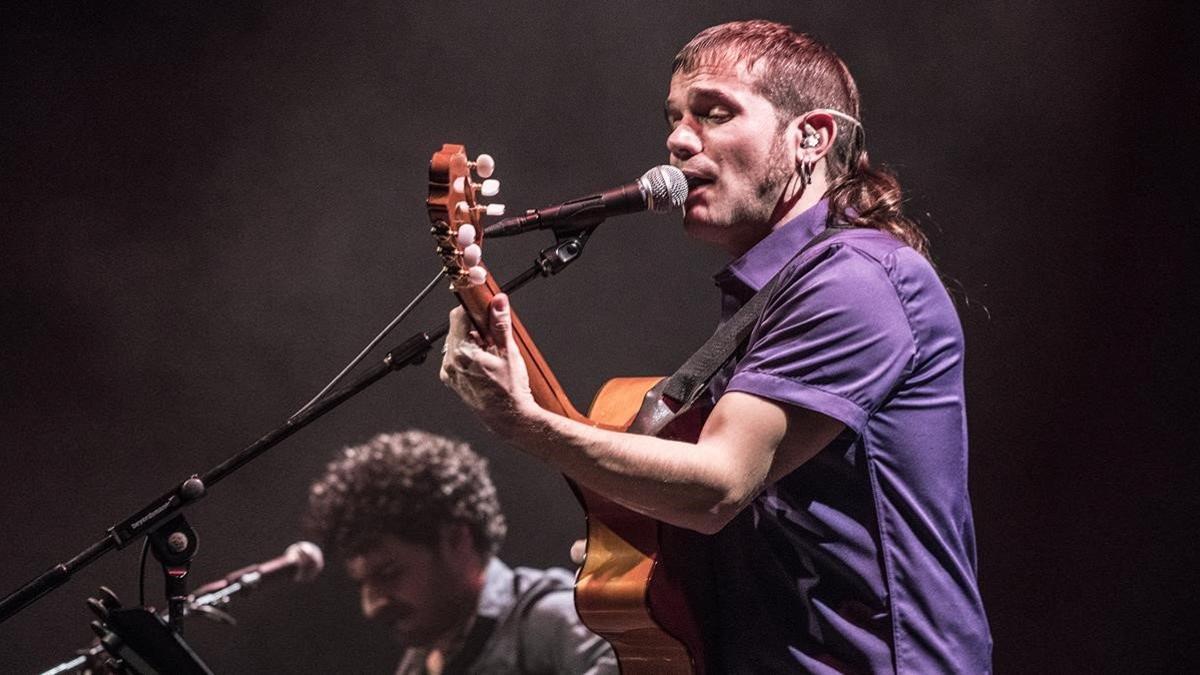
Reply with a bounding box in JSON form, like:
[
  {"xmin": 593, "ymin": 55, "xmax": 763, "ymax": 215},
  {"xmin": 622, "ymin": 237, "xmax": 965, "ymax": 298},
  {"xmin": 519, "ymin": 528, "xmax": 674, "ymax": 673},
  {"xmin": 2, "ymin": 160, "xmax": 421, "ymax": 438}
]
[
  {"xmin": 725, "ymin": 177, "xmax": 830, "ymax": 258},
  {"xmin": 771, "ymin": 173, "xmax": 829, "ymax": 233},
  {"xmin": 415, "ymin": 562, "xmax": 488, "ymax": 674},
  {"xmin": 423, "ymin": 647, "xmax": 446, "ymax": 675},
  {"xmin": 429, "ymin": 610, "xmax": 477, "ymax": 672}
]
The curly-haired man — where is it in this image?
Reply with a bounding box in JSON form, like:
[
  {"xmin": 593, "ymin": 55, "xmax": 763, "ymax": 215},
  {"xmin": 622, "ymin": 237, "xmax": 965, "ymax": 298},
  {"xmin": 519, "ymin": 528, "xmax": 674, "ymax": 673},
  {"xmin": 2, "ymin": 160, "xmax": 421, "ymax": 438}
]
[{"xmin": 306, "ymin": 429, "xmax": 615, "ymax": 674}]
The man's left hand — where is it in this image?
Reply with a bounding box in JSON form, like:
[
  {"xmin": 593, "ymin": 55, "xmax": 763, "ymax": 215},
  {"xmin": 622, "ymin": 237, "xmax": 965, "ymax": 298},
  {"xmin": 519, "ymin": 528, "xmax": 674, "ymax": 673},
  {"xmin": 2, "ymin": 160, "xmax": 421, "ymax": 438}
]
[{"xmin": 439, "ymin": 293, "xmax": 538, "ymax": 438}]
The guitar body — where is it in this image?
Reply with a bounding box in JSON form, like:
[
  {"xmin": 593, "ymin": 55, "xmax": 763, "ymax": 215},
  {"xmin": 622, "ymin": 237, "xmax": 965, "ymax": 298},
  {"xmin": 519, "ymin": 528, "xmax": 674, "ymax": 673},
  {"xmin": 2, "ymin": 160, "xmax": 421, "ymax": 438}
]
[
  {"xmin": 427, "ymin": 145, "xmax": 714, "ymax": 674},
  {"xmin": 574, "ymin": 378, "xmax": 716, "ymax": 675}
]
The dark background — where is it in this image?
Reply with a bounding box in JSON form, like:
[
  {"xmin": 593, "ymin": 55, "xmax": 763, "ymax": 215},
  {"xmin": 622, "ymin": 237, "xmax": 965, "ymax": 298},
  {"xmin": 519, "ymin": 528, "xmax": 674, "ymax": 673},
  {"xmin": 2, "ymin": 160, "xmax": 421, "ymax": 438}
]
[{"xmin": 1, "ymin": 1, "xmax": 1193, "ymax": 672}]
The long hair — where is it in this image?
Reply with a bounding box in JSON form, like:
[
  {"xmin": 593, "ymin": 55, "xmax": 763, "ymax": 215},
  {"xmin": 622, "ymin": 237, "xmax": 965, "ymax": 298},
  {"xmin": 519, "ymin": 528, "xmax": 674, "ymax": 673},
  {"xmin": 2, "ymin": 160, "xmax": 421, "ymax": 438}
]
[{"xmin": 673, "ymin": 20, "xmax": 929, "ymax": 257}]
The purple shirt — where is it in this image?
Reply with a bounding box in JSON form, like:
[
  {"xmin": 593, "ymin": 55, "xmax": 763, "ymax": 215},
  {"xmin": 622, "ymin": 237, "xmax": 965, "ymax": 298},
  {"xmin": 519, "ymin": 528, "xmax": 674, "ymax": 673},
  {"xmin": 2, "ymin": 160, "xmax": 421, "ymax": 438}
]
[{"xmin": 706, "ymin": 200, "xmax": 991, "ymax": 673}]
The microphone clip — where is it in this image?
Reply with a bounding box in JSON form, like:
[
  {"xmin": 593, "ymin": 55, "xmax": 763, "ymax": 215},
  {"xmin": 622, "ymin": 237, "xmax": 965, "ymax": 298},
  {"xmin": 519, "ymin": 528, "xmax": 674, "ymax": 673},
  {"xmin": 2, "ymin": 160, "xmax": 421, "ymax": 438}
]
[{"xmin": 537, "ymin": 228, "xmax": 595, "ymax": 277}]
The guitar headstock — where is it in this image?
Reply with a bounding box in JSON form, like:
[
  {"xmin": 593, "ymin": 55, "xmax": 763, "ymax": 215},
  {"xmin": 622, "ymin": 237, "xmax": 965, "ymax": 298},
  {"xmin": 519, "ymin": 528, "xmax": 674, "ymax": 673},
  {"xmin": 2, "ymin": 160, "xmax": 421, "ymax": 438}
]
[
  {"xmin": 426, "ymin": 144, "xmax": 504, "ymax": 292},
  {"xmin": 425, "ymin": 143, "xmax": 585, "ymax": 422}
]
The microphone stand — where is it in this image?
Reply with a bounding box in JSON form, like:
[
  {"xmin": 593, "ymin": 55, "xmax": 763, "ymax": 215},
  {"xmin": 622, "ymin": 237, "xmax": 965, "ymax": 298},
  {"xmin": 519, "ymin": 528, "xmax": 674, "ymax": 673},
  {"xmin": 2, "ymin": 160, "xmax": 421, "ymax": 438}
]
[
  {"xmin": 2, "ymin": 228, "xmax": 598, "ymax": 640},
  {"xmin": 41, "ymin": 556, "xmax": 304, "ymax": 675}
]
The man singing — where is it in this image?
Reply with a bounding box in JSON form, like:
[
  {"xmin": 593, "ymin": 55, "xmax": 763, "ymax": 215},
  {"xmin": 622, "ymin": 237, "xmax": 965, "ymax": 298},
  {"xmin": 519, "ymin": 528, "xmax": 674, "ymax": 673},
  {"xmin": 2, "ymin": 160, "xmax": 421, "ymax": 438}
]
[
  {"xmin": 441, "ymin": 19, "xmax": 991, "ymax": 674},
  {"xmin": 305, "ymin": 430, "xmax": 616, "ymax": 674}
]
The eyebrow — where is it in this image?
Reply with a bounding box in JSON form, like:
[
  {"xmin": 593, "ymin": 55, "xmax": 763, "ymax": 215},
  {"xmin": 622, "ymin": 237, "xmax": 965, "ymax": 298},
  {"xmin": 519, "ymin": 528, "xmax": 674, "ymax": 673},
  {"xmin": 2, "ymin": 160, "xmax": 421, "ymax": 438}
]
[{"xmin": 690, "ymin": 86, "xmax": 740, "ymax": 107}]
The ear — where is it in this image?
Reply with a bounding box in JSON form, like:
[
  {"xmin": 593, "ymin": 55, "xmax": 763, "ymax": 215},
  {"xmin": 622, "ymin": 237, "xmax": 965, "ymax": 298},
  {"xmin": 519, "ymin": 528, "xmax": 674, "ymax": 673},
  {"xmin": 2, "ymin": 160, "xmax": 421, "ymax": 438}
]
[
  {"xmin": 792, "ymin": 110, "xmax": 838, "ymax": 167},
  {"xmin": 437, "ymin": 522, "xmax": 481, "ymax": 567}
]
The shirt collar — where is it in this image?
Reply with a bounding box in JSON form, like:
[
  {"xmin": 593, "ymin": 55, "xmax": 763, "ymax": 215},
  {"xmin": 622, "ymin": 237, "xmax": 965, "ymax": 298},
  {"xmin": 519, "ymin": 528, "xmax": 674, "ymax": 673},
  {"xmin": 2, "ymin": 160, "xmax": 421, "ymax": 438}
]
[
  {"xmin": 714, "ymin": 199, "xmax": 830, "ymax": 294},
  {"xmin": 476, "ymin": 557, "xmax": 514, "ymax": 619}
]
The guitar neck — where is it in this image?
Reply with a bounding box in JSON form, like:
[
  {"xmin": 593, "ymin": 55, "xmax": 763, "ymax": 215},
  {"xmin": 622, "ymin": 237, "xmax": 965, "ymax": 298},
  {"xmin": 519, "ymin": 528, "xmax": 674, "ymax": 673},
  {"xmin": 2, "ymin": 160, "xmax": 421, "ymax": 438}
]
[{"xmin": 456, "ymin": 274, "xmax": 588, "ymax": 423}]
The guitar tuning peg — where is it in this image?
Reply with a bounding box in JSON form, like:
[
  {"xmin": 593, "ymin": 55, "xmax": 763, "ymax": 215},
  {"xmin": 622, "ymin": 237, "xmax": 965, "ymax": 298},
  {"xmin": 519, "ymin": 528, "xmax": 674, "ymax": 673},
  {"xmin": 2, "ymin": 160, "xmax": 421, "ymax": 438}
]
[
  {"xmin": 456, "ymin": 201, "xmax": 470, "ymax": 217},
  {"xmin": 453, "ymin": 176, "xmax": 498, "ymax": 197},
  {"xmin": 485, "ymin": 203, "xmax": 506, "ymax": 217},
  {"xmin": 467, "ymin": 265, "xmax": 488, "ymax": 286},
  {"xmin": 463, "ymin": 243, "xmax": 482, "ymax": 267},
  {"xmin": 473, "ymin": 154, "xmax": 495, "ymax": 179},
  {"xmin": 456, "ymin": 224, "xmax": 477, "ymax": 248}
]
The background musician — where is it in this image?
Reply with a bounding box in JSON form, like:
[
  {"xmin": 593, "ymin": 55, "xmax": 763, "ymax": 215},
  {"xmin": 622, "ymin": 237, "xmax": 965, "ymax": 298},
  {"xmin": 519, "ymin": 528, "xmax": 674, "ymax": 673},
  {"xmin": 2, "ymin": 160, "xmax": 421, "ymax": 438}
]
[{"xmin": 305, "ymin": 430, "xmax": 616, "ymax": 674}]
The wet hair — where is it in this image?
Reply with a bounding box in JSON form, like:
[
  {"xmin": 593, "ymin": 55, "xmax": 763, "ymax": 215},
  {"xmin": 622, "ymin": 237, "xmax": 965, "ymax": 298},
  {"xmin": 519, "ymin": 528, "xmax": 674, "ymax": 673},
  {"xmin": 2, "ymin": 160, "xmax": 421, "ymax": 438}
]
[
  {"xmin": 673, "ymin": 20, "xmax": 929, "ymax": 256},
  {"xmin": 305, "ymin": 430, "xmax": 506, "ymax": 558}
]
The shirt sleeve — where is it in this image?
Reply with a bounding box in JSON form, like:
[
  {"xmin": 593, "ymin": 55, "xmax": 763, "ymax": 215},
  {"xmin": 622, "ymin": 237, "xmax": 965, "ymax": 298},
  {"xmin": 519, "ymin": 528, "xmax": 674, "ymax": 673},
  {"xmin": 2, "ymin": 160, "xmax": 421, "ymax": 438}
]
[
  {"xmin": 725, "ymin": 244, "xmax": 915, "ymax": 433},
  {"xmin": 518, "ymin": 589, "xmax": 618, "ymax": 674}
]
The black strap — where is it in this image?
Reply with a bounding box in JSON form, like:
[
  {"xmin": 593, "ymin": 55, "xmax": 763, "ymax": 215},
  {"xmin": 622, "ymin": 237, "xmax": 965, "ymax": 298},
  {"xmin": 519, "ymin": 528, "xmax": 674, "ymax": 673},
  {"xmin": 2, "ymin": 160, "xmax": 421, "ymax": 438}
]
[
  {"xmin": 628, "ymin": 225, "xmax": 851, "ymax": 436},
  {"xmin": 440, "ymin": 616, "xmax": 497, "ymax": 675}
]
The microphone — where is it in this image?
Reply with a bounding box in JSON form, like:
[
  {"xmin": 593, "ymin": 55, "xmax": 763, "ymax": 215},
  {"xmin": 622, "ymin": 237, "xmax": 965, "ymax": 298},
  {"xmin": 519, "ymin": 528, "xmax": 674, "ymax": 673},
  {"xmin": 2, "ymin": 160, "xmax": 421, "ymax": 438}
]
[
  {"xmin": 192, "ymin": 541, "xmax": 324, "ymax": 596},
  {"xmin": 483, "ymin": 165, "xmax": 688, "ymax": 237},
  {"xmin": 38, "ymin": 543, "xmax": 326, "ymax": 673}
]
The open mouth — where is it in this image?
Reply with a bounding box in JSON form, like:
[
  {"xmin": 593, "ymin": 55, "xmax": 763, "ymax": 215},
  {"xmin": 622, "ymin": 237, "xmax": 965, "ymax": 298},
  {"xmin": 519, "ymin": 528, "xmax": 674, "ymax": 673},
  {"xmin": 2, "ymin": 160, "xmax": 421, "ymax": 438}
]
[{"xmin": 684, "ymin": 175, "xmax": 714, "ymax": 202}]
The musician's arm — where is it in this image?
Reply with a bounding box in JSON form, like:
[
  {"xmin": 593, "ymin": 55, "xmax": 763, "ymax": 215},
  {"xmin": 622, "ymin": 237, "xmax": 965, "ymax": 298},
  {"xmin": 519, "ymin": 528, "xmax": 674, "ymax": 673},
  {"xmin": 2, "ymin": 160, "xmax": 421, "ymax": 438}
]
[
  {"xmin": 441, "ymin": 296, "xmax": 844, "ymax": 535},
  {"xmin": 516, "ymin": 390, "xmax": 842, "ymax": 534}
]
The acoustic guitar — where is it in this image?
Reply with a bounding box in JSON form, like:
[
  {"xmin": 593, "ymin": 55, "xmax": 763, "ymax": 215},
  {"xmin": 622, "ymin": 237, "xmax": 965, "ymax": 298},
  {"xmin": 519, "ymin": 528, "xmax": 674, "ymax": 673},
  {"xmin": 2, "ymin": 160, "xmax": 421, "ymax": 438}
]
[{"xmin": 426, "ymin": 144, "xmax": 714, "ymax": 674}]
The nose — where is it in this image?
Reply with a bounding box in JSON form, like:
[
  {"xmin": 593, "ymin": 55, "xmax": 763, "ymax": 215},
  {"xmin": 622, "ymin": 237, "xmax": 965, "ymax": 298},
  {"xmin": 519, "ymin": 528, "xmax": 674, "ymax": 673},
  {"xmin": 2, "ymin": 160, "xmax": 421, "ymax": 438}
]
[
  {"xmin": 360, "ymin": 583, "xmax": 390, "ymax": 620},
  {"xmin": 667, "ymin": 123, "xmax": 701, "ymax": 161}
]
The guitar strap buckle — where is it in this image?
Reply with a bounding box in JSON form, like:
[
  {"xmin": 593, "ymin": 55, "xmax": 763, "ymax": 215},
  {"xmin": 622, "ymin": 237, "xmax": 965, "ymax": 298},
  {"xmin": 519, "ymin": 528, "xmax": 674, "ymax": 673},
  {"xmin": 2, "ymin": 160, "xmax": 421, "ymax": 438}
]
[{"xmin": 627, "ymin": 380, "xmax": 688, "ymax": 437}]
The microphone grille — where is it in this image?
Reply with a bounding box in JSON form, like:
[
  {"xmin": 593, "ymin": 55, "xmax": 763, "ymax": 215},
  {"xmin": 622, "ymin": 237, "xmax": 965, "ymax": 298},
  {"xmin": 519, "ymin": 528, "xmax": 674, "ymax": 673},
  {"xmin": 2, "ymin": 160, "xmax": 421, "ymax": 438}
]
[
  {"xmin": 640, "ymin": 165, "xmax": 689, "ymax": 212},
  {"xmin": 286, "ymin": 541, "xmax": 326, "ymax": 583}
]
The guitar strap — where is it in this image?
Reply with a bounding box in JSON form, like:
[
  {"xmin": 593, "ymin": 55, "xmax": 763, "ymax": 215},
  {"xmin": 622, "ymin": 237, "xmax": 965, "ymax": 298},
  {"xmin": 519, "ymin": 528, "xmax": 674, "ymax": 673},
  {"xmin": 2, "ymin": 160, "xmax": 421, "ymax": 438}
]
[
  {"xmin": 440, "ymin": 616, "xmax": 497, "ymax": 675},
  {"xmin": 628, "ymin": 225, "xmax": 853, "ymax": 437}
]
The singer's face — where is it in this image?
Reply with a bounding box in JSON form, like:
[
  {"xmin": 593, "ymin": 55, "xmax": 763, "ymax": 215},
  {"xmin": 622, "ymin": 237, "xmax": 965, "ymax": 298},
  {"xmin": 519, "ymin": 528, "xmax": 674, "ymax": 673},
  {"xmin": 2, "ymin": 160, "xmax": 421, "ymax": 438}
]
[
  {"xmin": 666, "ymin": 62, "xmax": 795, "ymax": 256},
  {"xmin": 345, "ymin": 533, "xmax": 482, "ymax": 648}
]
